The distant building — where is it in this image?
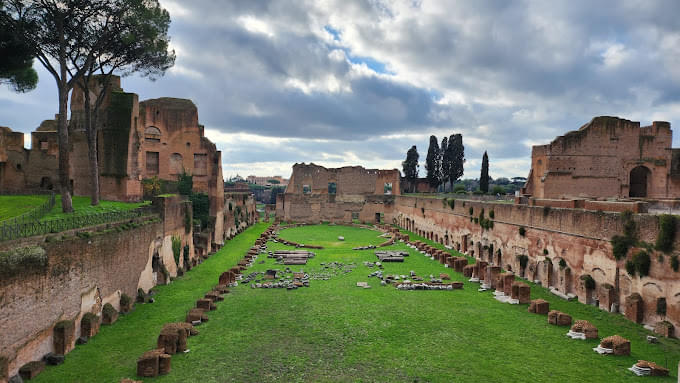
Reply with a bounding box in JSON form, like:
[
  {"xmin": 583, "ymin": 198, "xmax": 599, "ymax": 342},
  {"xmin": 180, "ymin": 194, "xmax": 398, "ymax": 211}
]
[
  {"xmin": 276, "ymin": 163, "xmax": 400, "ymax": 223},
  {"xmin": 246, "ymin": 175, "xmax": 288, "ymax": 187},
  {"xmin": 523, "ymin": 116, "xmax": 680, "ymax": 200}
]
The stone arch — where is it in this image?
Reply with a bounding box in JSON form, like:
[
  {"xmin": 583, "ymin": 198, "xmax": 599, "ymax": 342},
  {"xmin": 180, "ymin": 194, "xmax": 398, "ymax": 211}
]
[
  {"xmin": 145, "ymin": 126, "xmax": 162, "ymax": 143},
  {"xmin": 629, "ymin": 165, "xmax": 651, "ymax": 198},
  {"xmin": 643, "ymin": 281, "xmax": 662, "ymax": 293}
]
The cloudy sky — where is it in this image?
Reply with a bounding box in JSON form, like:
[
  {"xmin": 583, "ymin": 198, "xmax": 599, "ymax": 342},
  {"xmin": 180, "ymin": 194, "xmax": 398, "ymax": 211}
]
[{"xmin": 3, "ymin": 0, "xmax": 680, "ymax": 180}]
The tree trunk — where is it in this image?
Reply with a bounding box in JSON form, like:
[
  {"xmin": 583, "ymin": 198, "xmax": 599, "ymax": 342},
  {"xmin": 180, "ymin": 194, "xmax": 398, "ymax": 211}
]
[
  {"xmin": 83, "ymin": 87, "xmax": 100, "ymax": 206},
  {"xmin": 57, "ymin": 82, "xmax": 73, "ymax": 213}
]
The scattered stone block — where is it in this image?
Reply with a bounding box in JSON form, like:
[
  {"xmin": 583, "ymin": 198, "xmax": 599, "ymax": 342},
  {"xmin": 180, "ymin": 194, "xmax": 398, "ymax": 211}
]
[
  {"xmin": 120, "ymin": 379, "xmax": 143, "ymax": 383},
  {"xmin": 599, "ymin": 335, "xmax": 630, "ymax": 356},
  {"xmin": 528, "ymin": 299, "xmax": 550, "ymax": 314},
  {"xmin": 598, "ymin": 284, "xmax": 616, "ymax": 312},
  {"xmin": 157, "ymin": 324, "xmax": 189, "ymax": 354},
  {"xmin": 137, "ymin": 349, "xmax": 170, "ymax": 377},
  {"xmin": 204, "ymin": 292, "xmax": 223, "ymax": 302},
  {"xmin": 511, "ymin": 282, "xmax": 531, "ymax": 304},
  {"xmin": 654, "ymin": 321, "xmax": 674, "ymax": 338},
  {"xmin": 647, "ymin": 335, "xmax": 658, "ymax": 344},
  {"xmin": 53, "ymin": 320, "xmax": 75, "ymax": 355},
  {"xmin": 196, "ymin": 299, "xmax": 216, "ymax": 311},
  {"xmin": 159, "ymin": 353, "xmax": 171, "ymax": 375},
  {"xmin": 463, "ymin": 264, "xmax": 474, "ymax": 278},
  {"xmin": 568, "ymin": 320, "xmax": 598, "ymax": 339},
  {"xmin": 486, "ymin": 266, "xmax": 501, "ymax": 289},
  {"xmin": 80, "ymin": 313, "xmax": 100, "ymax": 339},
  {"xmin": 186, "ymin": 308, "xmax": 208, "ymax": 323},
  {"xmin": 440, "ymin": 273, "xmax": 450, "ymax": 280},
  {"xmin": 502, "ymin": 273, "xmax": 515, "ymax": 296},
  {"xmin": 548, "ymin": 310, "xmax": 572, "ymax": 326},
  {"xmin": 19, "ymin": 361, "xmax": 45, "ymax": 380},
  {"xmin": 629, "ymin": 360, "xmax": 669, "ymax": 376},
  {"xmin": 624, "ymin": 293, "xmax": 644, "ymax": 323},
  {"xmin": 102, "ymin": 303, "xmax": 119, "ymax": 325}
]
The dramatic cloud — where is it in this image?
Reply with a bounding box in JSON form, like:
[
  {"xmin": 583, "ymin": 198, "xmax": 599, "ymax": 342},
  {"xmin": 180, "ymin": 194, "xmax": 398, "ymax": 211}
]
[{"xmin": 2, "ymin": 0, "xmax": 680, "ymax": 180}]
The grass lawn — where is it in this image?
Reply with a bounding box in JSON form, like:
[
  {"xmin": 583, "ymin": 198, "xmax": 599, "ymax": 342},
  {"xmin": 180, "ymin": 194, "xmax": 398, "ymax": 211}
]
[
  {"xmin": 41, "ymin": 196, "xmax": 150, "ymax": 221},
  {"xmin": 0, "ymin": 195, "xmax": 49, "ymax": 221},
  {"xmin": 34, "ymin": 223, "xmax": 679, "ymax": 382}
]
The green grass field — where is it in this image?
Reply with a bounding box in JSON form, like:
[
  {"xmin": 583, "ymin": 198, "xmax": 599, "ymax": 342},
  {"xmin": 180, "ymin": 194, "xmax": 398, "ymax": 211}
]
[
  {"xmin": 0, "ymin": 194, "xmax": 49, "ymax": 221},
  {"xmin": 41, "ymin": 196, "xmax": 149, "ymax": 221},
  {"xmin": 34, "ymin": 223, "xmax": 679, "ymax": 382}
]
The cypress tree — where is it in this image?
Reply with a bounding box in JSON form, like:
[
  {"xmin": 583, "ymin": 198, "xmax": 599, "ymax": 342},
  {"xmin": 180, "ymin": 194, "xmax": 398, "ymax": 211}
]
[{"xmin": 480, "ymin": 151, "xmax": 489, "ymax": 193}]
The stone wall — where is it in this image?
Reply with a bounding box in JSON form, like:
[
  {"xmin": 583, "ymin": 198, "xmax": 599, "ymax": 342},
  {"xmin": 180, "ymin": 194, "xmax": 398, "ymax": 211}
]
[
  {"xmin": 394, "ymin": 195, "xmax": 680, "ymax": 331},
  {"xmin": 277, "ymin": 163, "xmax": 400, "ymax": 223},
  {"xmin": 0, "ymin": 197, "xmax": 194, "ymax": 379},
  {"xmin": 223, "ymin": 192, "xmax": 257, "ymax": 240},
  {"xmin": 523, "ymin": 116, "xmax": 680, "ymax": 199}
]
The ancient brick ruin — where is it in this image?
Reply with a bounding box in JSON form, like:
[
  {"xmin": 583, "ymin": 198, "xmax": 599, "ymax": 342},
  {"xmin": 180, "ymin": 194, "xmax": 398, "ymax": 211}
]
[
  {"xmin": 523, "ymin": 116, "xmax": 680, "ymax": 200},
  {"xmin": 276, "ymin": 163, "xmax": 400, "ymax": 223}
]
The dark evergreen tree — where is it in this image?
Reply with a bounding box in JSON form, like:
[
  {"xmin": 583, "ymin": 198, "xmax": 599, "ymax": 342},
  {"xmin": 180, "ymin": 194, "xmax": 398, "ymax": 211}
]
[
  {"xmin": 425, "ymin": 135, "xmax": 440, "ymax": 189},
  {"xmin": 480, "ymin": 151, "xmax": 489, "ymax": 193},
  {"xmin": 0, "ymin": 10, "xmax": 38, "ymax": 92},
  {"xmin": 447, "ymin": 134, "xmax": 464, "ymax": 190},
  {"xmin": 439, "ymin": 136, "xmax": 448, "ymax": 191},
  {"xmin": 402, "ymin": 145, "xmax": 419, "ymax": 193}
]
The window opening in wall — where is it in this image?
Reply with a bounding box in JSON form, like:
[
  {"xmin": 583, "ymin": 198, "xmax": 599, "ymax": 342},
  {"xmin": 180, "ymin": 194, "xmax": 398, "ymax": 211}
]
[
  {"xmin": 144, "ymin": 126, "xmax": 161, "ymax": 143},
  {"xmin": 40, "ymin": 141, "xmax": 48, "ymax": 150},
  {"xmin": 384, "ymin": 182, "xmax": 393, "ymax": 195},
  {"xmin": 146, "ymin": 151, "xmax": 159, "ymax": 175},
  {"xmin": 352, "ymin": 212, "xmax": 359, "ymax": 221},
  {"xmin": 328, "ymin": 182, "xmax": 337, "ymax": 194},
  {"xmin": 303, "ymin": 185, "xmax": 311, "ymax": 194},
  {"xmin": 193, "ymin": 153, "xmax": 208, "ymax": 176}
]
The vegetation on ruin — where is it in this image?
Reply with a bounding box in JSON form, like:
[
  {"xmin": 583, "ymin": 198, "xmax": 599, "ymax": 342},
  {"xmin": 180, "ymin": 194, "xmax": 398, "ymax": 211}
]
[
  {"xmin": 40, "ymin": 196, "xmax": 149, "ymax": 221},
  {"xmin": 171, "ymin": 236, "xmax": 182, "ymax": 266},
  {"xmin": 0, "ymin": 194, "xmax": 50, "ymax": 221},
  {"xmin": 32, "ymin": 223, "xmax": 680, "ymax": 382},
  {"xmin": 627, "ymin": 250, "xmax": 651, "ymax": 278},
  {"xmin": 611, "ymin": 210, "xmax": 638, "ymax": 260},
  {"xmin": 0, "ymin": 245, "xmax": 47, "ymax": 279},
  {"xmin": 580, "ymin": 274, "xmax": 596, "ymax": 290},
  {"xmin": 671, "ymin": 255, "xmax": 679, "ymax": 272},
  {"xmin": 655, "ymin": 214, "xmax": 676, "ymax": 253}
]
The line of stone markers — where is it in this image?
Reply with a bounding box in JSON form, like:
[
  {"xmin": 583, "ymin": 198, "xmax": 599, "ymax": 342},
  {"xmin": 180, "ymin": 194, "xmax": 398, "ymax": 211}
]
[
  {"xmin": 134, "ymin": 225, "xmax": 278, "ymax": 379},
  {"xmin": 397, "ymin": 227, "xmax": 670, "ymax": 378}
]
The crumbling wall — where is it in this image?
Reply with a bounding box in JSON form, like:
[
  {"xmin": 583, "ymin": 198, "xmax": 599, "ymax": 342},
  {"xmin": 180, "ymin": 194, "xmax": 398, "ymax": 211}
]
[
  {"xmin": 394, "ymin": 195, "xmax": 680, "ymax": 331},
  {"xmin": 524, "ymin": 117, "xmax": 680, "ymax": 199}
]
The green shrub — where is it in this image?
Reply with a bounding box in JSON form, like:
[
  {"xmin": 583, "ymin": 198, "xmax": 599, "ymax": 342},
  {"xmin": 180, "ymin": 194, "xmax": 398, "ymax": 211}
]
[
  {"xmin": 611, "ymin": 235, "xmax": 632, "ymax": 260},
  {"xmin": 183, "ymin": 244, "xmax": 191, "ymax": 270},
  {"xmin": 469, "ymin": 207, "xmax": 474, "ymax": 216},
  {"xmin": 559, "ymin": 259, "xmax": 567, "ymax": 269},
  {"xmin": 120, "ymin": 294, "xmax": 131, "ymax": 307},
  {"xmin": 172, "ymin": 236, "xmax": 182, "ymax": 266},
  {"xmin": 489, "ymin": 210, "xmax": 494, "ymax": 219},
  {"xmin": 448, "ymin": 199, "xmax": 455, "ymax": 209},
  {"xmin": 142, "ymin": 176, "xmax": 161, "ymax": 197},
  {"xmin": 82, "ymin": 312, "xmax": 98, "ymax": 325},
  {"xmin": 625, "ymin": 260, "xmax": 636, "ymax": 276},
  {"xmin": 632, "ymin": 250, "xmax": 651, "ymax": 277},
  {"xmin": 519, "ymin": 226, "xmax": 526, "ymax": 237},
  {"xmin": 177, "ymin": 171, "xmax": 193, "ymax": 196},
  {"xmin": 672, "ymin": 255, "xmax": 679, "ymax": 272},
  {"xmin": 102, "ymin": 303, "xmax": 117, "ymax": 318},
  {"xmin": 580, "ymin": 274, "xmax": 595, "ymax": 290},
  {"xmin": 543, "ymin": 249, "xmax": 548, "ymax": 255},
  {"xmin": 0, "ymin": 246, "xmax": 48, "ymax": 279},
  {"xmin": 655, "ymin": 214, "xmax": 676, "ymax": 253},
  {"xmin": 191, "ymin": 192, "xmax": 210, "ymax": 231}
]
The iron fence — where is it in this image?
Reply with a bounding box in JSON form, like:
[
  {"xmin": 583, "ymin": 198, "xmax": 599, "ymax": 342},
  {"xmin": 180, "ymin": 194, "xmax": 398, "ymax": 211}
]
[
  {"xmin": 0, "ymin": 190, "xmax": 56, "ymax": 225},
  {"xmin": 0, "ymin": 205, "xmax": 157, "ymax": 242}
]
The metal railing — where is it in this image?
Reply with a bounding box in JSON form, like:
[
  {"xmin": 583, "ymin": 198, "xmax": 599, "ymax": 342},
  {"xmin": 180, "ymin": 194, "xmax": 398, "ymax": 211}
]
[
  {"xmin": 0, "ymin": 190, "xmax": 56, "ymax": 225},
  {"xmin": 0, "ymin": 205, "xmax": 157, "ymax": 242}
]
